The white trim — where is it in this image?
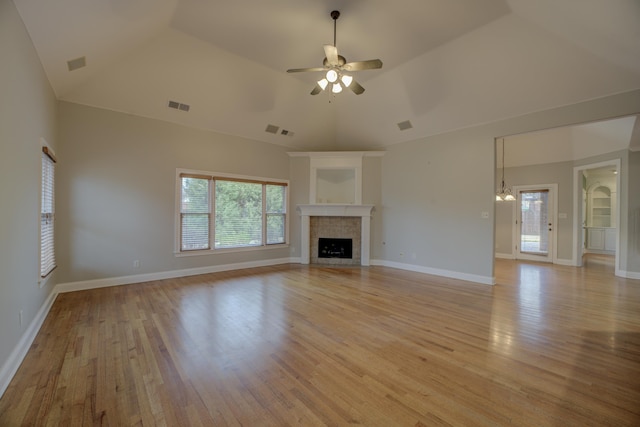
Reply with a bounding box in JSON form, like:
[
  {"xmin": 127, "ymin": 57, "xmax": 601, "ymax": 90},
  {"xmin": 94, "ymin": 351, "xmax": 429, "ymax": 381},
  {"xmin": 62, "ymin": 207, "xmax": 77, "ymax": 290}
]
[
  {"xmin": 619, "ymin": 270, "xmax": 640, "ymax": 280},
  {"xmin": 55, "ymin": 258, "xmax": 296, "ymax": 294},
  {"xmin": 495, "ymin": 252, "xmax": 515, "ymax": 260},
  {"xmin": 0, "ymin": 289, "xmax": 58, "ymax": 399},
  {"xmin": 370, "ymin": 259, "xmax": 495, "ymax": 285},
  {"xmin": 554, "ymin": 258, "xmax": 575, "ymax": 266},
  {"xmin": 573, "ymin": 159, "xmax": 622, "ymax": 276}
]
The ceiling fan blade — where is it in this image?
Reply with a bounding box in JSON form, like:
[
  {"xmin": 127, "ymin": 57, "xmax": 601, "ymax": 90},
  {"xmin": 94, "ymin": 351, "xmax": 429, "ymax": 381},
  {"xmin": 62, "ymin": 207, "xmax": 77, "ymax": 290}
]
[
  {"xmin": 310, "ymin": 84, "xmax": 323, "ymax": 95},
  {"xmin": 324, "ymin": 44, "xmax": 339, "ymax": 66},
  {"xmin": 287, "ymin": 67, "xmax": 326, "ymax": 73},
  {"xmin": 348, "ymin": 80, "xmax": 365, "ymax": 95},
  {"xmin": 343, "ymin": 59, "xmax": 383, "ymax": 72}
]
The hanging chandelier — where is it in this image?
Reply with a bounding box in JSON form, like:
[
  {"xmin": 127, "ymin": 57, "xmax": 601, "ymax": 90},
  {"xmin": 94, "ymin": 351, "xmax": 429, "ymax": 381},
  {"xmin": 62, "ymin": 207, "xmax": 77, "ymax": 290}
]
[{"xmin": 496, "ymin": 138, "xmax": 515, "ymax": 201}]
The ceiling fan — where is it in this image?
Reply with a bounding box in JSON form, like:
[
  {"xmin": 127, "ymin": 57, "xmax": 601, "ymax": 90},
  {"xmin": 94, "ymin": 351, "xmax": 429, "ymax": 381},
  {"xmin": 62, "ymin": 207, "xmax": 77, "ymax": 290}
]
[{"xmin": 287, "ymin": 10, "xmax": 383, "ymax": 95}]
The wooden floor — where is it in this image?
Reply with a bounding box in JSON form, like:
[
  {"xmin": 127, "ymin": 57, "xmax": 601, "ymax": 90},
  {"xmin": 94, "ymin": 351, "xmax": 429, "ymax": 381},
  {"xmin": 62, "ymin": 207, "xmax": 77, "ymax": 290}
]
[{"xmin": 1, "ymin": 256, "xmax": 639, "ymax": 426}]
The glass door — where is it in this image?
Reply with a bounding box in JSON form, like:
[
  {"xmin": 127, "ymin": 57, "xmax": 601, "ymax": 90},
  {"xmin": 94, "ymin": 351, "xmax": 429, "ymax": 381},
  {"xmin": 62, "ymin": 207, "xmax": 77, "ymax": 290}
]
[{"xmin": 516, "ymin": 188, "xmax": 553, "ymax": 262}]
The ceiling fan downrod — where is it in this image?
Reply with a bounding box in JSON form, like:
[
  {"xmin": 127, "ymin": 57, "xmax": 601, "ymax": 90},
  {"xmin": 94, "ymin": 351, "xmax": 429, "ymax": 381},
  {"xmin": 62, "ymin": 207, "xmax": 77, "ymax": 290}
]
[{"xmin": 331, "ymin": 10, "xmax": 340, "ymax": 47}]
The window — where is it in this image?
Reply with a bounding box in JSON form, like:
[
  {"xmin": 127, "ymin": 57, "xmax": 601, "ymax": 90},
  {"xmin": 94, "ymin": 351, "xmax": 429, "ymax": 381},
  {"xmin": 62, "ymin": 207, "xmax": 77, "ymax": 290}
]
[
  {"xmin": 40, "ymin": 146, "xmax": 56, "ymax": 278},
  {"xmin": 178, "ymin": 171, "xmax": 288, "ymax": 253}
]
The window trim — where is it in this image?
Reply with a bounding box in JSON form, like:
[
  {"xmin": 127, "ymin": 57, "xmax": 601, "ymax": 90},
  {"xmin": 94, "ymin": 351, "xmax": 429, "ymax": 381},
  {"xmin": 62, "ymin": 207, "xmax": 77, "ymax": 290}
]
[{"xmin": 174, "ymin": 168, "xmax": 289, "ymax": 256}]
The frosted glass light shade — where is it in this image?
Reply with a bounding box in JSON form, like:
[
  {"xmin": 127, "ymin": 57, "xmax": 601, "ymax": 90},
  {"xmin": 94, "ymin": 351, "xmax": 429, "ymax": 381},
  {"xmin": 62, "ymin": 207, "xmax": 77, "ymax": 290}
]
[
  {"xmin": 341, "ymin": 75, "xmax": 353, "ymax": 87},
  {"xmin": 332, "ymin": 83, "xmax": 342, "ymax": 93},
  {"xmin": 326, "ymin": 69, "xmax": 338, "ymax": 83}
]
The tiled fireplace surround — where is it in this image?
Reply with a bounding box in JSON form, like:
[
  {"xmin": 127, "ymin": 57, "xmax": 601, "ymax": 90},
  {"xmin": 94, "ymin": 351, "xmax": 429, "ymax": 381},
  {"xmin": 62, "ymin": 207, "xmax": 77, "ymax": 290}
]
[{"xmin": 297, "ymin": 204, "xmax": 374, "ymax": 266}]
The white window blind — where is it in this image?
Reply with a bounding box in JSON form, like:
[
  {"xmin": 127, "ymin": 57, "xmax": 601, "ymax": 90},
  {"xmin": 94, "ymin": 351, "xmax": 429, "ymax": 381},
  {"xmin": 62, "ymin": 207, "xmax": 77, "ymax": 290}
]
[
  {"xmin": 41, "ymin": 147, "xmax": 56, "ymax": 277},
  {"xmin": 265, "ymin": 184, "xmax": 286, "ymax": 245}
]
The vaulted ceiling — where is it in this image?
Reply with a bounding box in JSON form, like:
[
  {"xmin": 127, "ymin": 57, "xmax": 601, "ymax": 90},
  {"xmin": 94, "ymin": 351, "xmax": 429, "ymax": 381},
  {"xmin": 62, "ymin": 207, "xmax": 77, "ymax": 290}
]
[{"xmin": 14, "ymin": 0, "xmax": 640, "ymax": 151}]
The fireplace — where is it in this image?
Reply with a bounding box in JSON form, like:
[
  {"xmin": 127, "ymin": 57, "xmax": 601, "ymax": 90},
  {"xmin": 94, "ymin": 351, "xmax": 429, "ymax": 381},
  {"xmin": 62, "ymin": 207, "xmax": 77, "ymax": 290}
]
[
  {"xmin": 297, "ymin": 204, "xmax": 374, "ymax": 266},
  {"xmin": 318, "ymin": 238, "xmax": 353, "ymax": 259}
]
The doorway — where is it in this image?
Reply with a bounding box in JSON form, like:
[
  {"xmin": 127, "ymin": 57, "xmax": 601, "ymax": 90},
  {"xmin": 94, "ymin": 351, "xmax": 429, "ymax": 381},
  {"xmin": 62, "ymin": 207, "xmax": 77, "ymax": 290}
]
[
  {"xmin": 573, "ymin": 160, "xmax": 621, "ymax": 274},
  {"xmin": 513, "ymin": 184, "xmax": 557, "ymax": 263}
]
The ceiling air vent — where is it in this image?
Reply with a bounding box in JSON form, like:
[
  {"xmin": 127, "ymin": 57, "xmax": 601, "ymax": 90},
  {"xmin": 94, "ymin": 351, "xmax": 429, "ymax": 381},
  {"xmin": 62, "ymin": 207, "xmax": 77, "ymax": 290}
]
[
  {"xmin": 67, "ymin": 56, "xmax": 86, "ymax": 71},
  {"xmin": 265, "ymin": 124, "xmax": 279, "ymax": 134},
  {"xmin": 168, "ymin": 100, "xmax": 190, "ymax": 112},
  {"xmin": 397, "ymin": 120, "xmax": 413, "ymax": 131}
]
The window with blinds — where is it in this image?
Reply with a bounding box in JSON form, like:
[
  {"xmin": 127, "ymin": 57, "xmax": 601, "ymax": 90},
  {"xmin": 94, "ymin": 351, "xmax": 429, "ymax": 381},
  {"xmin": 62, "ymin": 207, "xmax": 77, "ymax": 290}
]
[
  {"xmin": 41, "ymin": 147, "xmax": 56, "ymax": 278},
  {"xmin": 178, "ymin": 171, "xmax": 288, "ymax": 252}
]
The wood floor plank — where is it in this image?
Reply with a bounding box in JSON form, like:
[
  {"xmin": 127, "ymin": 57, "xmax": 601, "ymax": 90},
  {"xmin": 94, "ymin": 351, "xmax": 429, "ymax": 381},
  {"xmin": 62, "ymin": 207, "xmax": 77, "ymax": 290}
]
[{"xmin": 1, "ymin": 255, "xmax": 639, "ymax": 426}]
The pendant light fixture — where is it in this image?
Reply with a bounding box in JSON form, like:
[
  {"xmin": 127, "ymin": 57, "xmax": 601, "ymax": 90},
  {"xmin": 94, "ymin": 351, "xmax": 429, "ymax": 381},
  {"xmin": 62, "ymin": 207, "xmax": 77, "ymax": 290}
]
[{"xmin": 496, "ymin": 138, "xmax": 515, "ymax": 201}]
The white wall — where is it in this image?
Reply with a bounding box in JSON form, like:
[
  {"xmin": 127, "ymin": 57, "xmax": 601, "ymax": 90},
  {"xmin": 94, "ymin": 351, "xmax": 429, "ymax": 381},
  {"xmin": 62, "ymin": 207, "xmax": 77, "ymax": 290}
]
[
  {"xmin": 56, "ymin": 102, "xmax": 292, "ymax": 284},
  {"xmin": 0, "ymin": 0, "xmax": 58, "ymax": 386}
]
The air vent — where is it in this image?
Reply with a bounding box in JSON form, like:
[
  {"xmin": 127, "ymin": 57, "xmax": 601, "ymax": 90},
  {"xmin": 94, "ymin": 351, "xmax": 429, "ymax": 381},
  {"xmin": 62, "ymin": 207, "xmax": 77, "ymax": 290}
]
[
  {"xmin": 397, "ymin": 120, "xmax": 413, "ymax": 131},
  {"xmin": 265, "ymin": 124, "xmax": 279, "ymax": 134},
  {"xmin": 67, "ymin": 56, "xmax": 86, "ymax": 71},
  {"xmin": 168, "ymin": 100, "xmax": 190, "ymax": 112}
]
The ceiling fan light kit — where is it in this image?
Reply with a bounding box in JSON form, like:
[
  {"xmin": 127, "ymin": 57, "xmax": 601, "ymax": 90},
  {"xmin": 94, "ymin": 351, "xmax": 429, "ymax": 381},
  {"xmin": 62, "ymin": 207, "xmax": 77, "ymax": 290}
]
[{"xmin": 287, "ymin": 10, "xmax": 383, "ymax": 96}]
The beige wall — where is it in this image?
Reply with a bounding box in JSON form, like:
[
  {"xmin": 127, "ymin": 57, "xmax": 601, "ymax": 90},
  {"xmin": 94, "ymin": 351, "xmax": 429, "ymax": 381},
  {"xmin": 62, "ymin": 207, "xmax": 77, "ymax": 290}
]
[
  {"xmin": 56, "ymin": 102, "xmax": 292, "ymax": 283},
  {"xmin": 627, "ymin": 150, "xmax": 640, "ymax": 273},
  {"xmin": 380, "ymin": 90, "xmax": 640, "ymax": 282},
  {"xmin": 0, "ymin": 0, "xmax": 58, "ymax": 376}
]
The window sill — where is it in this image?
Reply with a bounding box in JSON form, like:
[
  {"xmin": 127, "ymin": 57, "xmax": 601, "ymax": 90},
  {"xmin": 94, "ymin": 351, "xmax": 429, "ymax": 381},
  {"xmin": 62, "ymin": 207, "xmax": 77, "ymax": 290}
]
[{"xmin": 174, "ymin": 243, "xmax": 289, "ymax": 257}]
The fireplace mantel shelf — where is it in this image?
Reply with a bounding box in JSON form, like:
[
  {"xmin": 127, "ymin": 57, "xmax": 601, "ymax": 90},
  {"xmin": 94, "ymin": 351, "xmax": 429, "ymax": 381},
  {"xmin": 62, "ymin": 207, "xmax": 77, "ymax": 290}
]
[
  {"xmin": 296, "ymin": 204, "xmax": 375, "ymax": 217},
  {"xmin": 297, "ymin": 204, "xmax": 374, "ymax": 266}
]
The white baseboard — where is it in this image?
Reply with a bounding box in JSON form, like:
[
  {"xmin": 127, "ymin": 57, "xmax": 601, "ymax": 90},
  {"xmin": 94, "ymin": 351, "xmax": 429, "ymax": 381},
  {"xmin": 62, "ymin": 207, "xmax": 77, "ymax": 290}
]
[
  {"xmin": 370, "ymin": 259, "xmax": 495, "ymax": 285},
  {"xmin": 495, "ymin": 253, "xmax": 515, "ymax": 260},
  {"xmin": 554, "ymin": 258, "xmax": 576, "ymax": 266},
  {"xmin": 619, "ymin": 270, "xmax": 640, "ymax": 280},
  {"xmin": 0, "ymin": 289, "xmax": 58, "ymax": 399},
  {"xmin": 55, "ymin": 257, "xmax": 297, "ymax": 294}
]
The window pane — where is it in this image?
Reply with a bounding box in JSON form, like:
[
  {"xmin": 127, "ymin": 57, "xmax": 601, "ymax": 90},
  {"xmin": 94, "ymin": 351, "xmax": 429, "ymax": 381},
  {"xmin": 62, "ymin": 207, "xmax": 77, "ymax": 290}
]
[
  {"xmin": 181, "ymin": 214, "xmax": 210, "ymax": 250},
  {"xmin": 181, "ymin": 177, "xmax": 209, "ymax": 213},
  {"xmin": 266, "ymin": 184, "xmax": 286, "ymax": 213},
  {"xmin": 40, "ymin": 152, "xmax": 56, "ymax": 277},
  {"xmin": 215, "ymin": 180, "xmax": 262, "ymax": 248},
  {"xmin": 181, "ymin": 177, "xmax": 210, "ymax": 250},
  {"xmin": 266, "ymin": 214, "xmax": 285, "ymax": 244}
]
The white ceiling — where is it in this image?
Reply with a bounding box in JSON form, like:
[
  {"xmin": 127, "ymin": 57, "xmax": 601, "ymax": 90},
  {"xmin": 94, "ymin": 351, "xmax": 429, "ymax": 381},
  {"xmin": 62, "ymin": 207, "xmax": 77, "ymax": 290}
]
[{"xmin": 14, "ymin": 0, "xmax": 640, "ymax": 151}]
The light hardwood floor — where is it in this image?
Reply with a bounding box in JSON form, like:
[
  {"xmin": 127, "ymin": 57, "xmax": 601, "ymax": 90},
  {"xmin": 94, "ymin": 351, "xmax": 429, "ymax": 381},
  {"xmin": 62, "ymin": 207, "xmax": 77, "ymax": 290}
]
[{"xmin": 1, "ymin": 256, "xmax": 639, "ymax": 426}]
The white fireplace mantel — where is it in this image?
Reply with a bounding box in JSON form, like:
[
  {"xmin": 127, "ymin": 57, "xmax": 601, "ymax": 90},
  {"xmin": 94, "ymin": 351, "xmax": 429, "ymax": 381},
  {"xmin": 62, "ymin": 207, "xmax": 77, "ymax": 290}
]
[{"xmin": 297, "ymin": 204, "xmax": 374, "ymax": 266}]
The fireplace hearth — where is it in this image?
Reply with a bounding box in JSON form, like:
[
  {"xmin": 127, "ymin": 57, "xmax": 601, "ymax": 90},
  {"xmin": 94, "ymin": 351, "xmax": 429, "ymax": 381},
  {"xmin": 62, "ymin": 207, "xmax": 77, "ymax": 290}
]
[{"xmin": 318, "ymin": 238, "xmax": 353, "ymax": 259}]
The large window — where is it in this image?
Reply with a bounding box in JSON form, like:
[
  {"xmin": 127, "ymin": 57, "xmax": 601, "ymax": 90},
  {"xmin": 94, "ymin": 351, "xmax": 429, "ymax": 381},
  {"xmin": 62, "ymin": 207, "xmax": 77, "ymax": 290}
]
[
  {"xmin": 40, "ymin": 146, "xmax": 56, "ymax": 278},
  {"xmin": 178, "ymin": 171, "xmax": 288, "ymax": 253}
]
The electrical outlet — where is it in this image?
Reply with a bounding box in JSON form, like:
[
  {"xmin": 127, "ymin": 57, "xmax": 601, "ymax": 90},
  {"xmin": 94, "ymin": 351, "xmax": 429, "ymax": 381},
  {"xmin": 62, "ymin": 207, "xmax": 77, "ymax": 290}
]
[{"xmin": 133, "ymin": 260, "xmax": 140, "ymax": 268}]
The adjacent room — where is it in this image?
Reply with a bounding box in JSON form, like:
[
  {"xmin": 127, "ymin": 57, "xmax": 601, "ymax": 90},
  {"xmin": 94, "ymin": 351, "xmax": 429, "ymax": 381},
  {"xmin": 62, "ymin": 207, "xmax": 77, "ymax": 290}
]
[{"xmin": 1, "ymin": 0, "xmax": 640, "ymax": 424}]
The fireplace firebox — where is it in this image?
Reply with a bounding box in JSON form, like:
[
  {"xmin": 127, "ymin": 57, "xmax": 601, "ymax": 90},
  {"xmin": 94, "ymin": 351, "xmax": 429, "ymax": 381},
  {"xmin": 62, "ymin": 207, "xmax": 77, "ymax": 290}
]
[{"xmin": 318, "ymin": 238, "xmax": 353, "ymax": 259}]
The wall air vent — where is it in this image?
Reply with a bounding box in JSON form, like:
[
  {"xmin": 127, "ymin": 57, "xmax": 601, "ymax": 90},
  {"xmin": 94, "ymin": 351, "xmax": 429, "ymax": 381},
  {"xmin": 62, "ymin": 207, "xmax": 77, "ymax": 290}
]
[
  {"xmin": 67, "ymin": 56, "xmax": 86, "ymax": 71},
  {"xmin": 397, "ymin": 120, "xmax": 413, "ymax": 131},
  {"xmin": 265, "ymin": 124, "xmax": 279, "ymax": 134},
  {"xmin": 168, "ymin": 100, "xmax": 190, "ymax": 112}
]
